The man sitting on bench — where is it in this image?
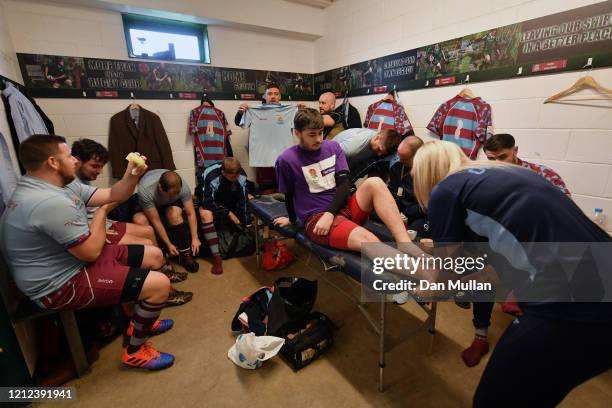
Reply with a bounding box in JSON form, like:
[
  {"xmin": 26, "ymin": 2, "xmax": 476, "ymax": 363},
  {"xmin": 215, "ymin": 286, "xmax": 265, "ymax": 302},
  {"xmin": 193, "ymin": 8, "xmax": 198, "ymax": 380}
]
[
  {"xmin": 0, "ymin": 135, "xmax": 175, "ymax": 370},
  {"xmin": 199, "ymin": 157, "xmax": 256, "ymax": 275},
  {"xmin": 273, "ymin": 108, "xmax": 412, "ymax": 253},
  {"xmin": 133, "ymin": 170, "xmax": 201, "ymax": 272},
  {"xmin": 68, "ymin": 139, "xmax": 192, "ymax": 305}
]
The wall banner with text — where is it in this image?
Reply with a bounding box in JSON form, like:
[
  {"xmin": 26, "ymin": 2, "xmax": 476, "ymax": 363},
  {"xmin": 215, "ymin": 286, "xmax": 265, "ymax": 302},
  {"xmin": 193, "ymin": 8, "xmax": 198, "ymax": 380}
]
[{"xmin": 18, "ymin": 2, "xmax": 612, "ymax": 100}]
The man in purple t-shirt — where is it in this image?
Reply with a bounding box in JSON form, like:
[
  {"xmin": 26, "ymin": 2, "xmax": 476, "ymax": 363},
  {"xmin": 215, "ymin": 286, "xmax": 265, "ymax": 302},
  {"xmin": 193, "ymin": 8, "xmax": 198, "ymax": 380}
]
[{"xmin": 274, "ymin": 108, "xmax": 411, "ymax": 251}]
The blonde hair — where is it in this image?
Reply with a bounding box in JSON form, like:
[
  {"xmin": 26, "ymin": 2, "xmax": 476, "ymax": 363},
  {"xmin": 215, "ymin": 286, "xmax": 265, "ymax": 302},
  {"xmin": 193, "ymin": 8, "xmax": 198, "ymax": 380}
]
[{"xmin": 411, "ymin": 141, "xmax": 511, "ymax": 209}]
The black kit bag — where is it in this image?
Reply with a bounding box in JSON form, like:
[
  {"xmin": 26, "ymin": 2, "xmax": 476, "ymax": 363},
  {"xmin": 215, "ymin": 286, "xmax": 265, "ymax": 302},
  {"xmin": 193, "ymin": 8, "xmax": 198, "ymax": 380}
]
[
  {"xmin": 199, "ymin": 223, "xmax": 255, "ymax": 259},
  {"xmin": 278, "ymin": 312, "xmax": 336, "ymax": 371},
  {"xmin": 217, "ymin": 224, "xmax": 255, "ymax": 259},
  {"xmin": 274, "ymin": 277, "xmax": 335, "ymax": 370},
  {"xmin": 230, "ymin": 286, "xmax": 288, "ymax": 336},
  {"xmin": 275, "ymin": 277, "xmax": 317, "ymax": 321}
]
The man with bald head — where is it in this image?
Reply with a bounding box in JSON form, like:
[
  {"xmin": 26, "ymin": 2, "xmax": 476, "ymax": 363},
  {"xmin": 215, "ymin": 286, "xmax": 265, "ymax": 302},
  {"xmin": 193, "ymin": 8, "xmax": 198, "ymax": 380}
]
[
  {"xmin": 133, "ymin": 169, "xmax": 201, "ymax": 272},
  {"xmin": 387, "ymin": 136, "xmax": 430, "ymax": 237},
  {"xmin": 319, "ymin": 91, "xmax": 344, "ymax": 139}
]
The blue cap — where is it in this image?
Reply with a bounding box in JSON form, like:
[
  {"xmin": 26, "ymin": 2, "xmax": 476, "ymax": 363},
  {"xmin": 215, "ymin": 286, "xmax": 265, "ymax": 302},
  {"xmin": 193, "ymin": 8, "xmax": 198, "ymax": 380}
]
[{"xmin": 594, "ymin": 208, "xmax": 603, "ymax": 212}]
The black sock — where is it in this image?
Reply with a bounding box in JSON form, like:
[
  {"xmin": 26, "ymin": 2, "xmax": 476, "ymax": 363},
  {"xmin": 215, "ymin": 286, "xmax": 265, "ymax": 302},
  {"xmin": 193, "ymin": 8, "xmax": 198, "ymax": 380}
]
[{"xmin": 167, "ymin": 222, "xmax": 191, "ymax": 254}]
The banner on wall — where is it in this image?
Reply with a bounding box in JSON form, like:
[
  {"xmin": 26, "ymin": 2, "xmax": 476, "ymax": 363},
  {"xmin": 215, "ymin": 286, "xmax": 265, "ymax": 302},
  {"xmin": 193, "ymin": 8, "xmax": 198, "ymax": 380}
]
[
  {"xmin": 518, "ymin": 1, "xmax": 612, "ymax": 64},
  {"xmin": 16, "ymin": 2, "xmax": 612, "ymax": 100},
  {"xmin": 17, "ymin": 54, "xmax": 316, "ymax": 100}
]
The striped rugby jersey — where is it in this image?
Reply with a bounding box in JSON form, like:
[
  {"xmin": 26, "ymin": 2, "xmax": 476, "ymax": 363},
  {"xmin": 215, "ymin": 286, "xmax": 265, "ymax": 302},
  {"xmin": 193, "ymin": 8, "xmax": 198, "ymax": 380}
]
[
  {"xmin": 427, "ymin": 95, "xmax": 492, "ymax": 160},
  {"xmin": 516, "ymin": 158, "xmax": 571, "ymax": 196},
  {"xmin": 189, "ymin": 105, "xmax": 232, "ymax": 169},
  {"xmin": 364, "ymin": 99, "xmax": 413, "ymax": 137}
]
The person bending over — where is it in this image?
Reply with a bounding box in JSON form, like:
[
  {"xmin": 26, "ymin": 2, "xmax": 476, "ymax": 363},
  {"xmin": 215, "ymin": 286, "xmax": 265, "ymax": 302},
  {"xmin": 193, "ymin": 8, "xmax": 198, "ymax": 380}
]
[
  {"xmin": 273, "ymin": 108, "xmax": 412, "ymax": 254},
  {"xmin": 199, "ymin": 157, "xmax": 256, "ymax": 275},
  {"xmin": 133, "ymin": 170, "xmax": 201, "ymax": 273},
  {"xmin": 386, "ymin": 135, "xmax": 430, "ymax": 237},
  {"xmin": 0, "ymin": 135, "xmax": 175, "ymax": 370},
  {"xmin": 334, "ymin": 127, "xmax": 401, "ymax": 178},
  {"xmin": 410, "ymin": 140, "xmax": 611, "ymax": 407}
]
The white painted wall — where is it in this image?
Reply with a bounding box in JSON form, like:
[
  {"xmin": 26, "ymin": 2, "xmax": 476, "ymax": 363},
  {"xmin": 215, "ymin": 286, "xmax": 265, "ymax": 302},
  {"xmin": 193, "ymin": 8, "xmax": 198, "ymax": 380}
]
[
  {"xmin": 1, "ymin": 0, "xmax": 611, "ymax": 233},
  {"xmin": 1, "ymin": 0, "xmax": 317, "ymax": 189},
  {"xmin": 315, "ymin": 0, "xmax": 612, "ymax": 233}
]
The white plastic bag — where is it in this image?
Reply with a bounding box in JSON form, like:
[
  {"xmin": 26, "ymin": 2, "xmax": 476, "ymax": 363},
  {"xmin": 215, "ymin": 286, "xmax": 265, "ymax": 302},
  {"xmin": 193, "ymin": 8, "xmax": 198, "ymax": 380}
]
[{"xmin": 228, "ymin": 333, "xmax": 285, "ymax": 369}]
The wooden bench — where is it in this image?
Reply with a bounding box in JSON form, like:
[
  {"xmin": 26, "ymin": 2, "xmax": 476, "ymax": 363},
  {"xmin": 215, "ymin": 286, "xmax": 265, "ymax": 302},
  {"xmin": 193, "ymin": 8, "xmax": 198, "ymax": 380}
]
[{"xmin": 1, "ymin": 254, "xmax": 90, "ymax": 377}]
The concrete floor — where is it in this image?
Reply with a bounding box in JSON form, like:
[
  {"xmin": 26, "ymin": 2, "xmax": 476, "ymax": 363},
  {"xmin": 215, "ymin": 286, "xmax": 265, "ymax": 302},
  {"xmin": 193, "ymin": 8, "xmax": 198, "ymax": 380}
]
[{"xmin": 40, "ymin": 243, "xmax": 612, "ymax": 408}]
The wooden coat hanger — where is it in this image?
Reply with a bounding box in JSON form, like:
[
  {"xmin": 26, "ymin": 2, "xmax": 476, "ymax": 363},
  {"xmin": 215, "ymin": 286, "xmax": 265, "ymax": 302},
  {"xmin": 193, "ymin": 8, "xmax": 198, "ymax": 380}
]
[
  {"xmin": 544, "ymin": 75, "xmax": 612, "ymax": 104},
  {"xmin": 458, "ymin": 87, "xmax": 475, "ymax": 98},
  {"xmin": 128, "ymin": 92, "xmax": 140, "ymax": 110},
  {"xmin": 458, "ymin": 75, "xmax": 475, "ymax": 98}
]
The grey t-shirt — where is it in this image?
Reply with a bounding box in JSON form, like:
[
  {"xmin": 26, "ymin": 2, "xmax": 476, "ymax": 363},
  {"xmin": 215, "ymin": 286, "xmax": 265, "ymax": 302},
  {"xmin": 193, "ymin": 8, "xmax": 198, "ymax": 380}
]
[
  {"xmin": 0, "ymin": 176, "xmax": 95, "ymax": 299},
  {"xmin": 65, "ymin": 176, "xmax": 118, "ymax": 231},
  {"xmin": 334, "ymin": 128, "xmax": 377, "ymax": 170},
  {"xmin": 137, "ymin": 169, "xmax": 192, "ymax": 209}
]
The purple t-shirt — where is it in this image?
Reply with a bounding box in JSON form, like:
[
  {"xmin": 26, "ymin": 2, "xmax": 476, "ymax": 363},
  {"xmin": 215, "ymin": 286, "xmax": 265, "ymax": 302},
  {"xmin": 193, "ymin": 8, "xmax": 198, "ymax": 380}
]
[{"xmin": 275, "ymin": 140, "xmax": 349, "ymax": 223}]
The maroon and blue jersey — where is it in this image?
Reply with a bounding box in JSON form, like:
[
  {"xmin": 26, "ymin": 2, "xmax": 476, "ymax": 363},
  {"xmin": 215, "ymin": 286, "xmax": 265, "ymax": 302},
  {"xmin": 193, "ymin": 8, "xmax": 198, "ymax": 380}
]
[
  {"xmin": 427, "ymin": 95, "xmax": 492, "ymax": 159},
  {"xmin": 364, "ymin": 99, "xmax": 413, "ymax": 136},
  {"xmin": 189, "ymin": 105, "xmax": 232, "ymax": 169}
]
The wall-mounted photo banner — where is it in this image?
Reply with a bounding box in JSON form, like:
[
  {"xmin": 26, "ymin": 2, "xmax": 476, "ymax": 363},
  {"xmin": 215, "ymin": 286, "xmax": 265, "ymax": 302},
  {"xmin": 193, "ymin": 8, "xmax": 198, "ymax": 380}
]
[
  {"xmin": 316, "ymin": 1, "xmax": 611, "ymax": 97},
  {"xmin": 17, "ymin": 2, "xmax": 612, "ymax": 100},
  {"xmin": 17, "ymin": 54, "xmax": 315, "ymax": 100}
]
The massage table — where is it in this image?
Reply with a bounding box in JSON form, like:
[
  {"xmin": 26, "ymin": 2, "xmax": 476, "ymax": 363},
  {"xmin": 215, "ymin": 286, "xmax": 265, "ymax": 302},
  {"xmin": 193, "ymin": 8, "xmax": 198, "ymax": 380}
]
[{"xmin": 248, "ymin": 195, "xmax": 437, "ymax": 391}]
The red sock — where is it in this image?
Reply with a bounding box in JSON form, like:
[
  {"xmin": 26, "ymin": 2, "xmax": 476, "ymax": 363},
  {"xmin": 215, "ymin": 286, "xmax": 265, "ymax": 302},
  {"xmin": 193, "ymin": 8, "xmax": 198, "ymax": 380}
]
[
  {"xmin": 502, "ymin": 291, "xmax": 522, "ymax": 316},
  {"xmin": 461, "ymin": 335, "xmax": 489, "ymax": 367},
  {"xmin": 211, "ymin": 254, "xmax": 223, "ymax": 275}
]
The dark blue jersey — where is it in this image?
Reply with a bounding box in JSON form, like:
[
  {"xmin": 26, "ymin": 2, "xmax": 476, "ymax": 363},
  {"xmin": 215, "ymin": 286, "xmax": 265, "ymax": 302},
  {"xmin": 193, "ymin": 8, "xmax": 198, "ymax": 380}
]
[{"xmin": 428, "ymin": 165, "xmax": 611, "ymax": 322}]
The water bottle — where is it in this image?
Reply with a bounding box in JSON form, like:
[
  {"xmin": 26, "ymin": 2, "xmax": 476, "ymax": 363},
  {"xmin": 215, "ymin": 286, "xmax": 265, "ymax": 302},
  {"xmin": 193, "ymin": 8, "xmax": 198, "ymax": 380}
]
[{"xmin": 593, "ymin": 208, "xmax": 605, "ymax": 229}]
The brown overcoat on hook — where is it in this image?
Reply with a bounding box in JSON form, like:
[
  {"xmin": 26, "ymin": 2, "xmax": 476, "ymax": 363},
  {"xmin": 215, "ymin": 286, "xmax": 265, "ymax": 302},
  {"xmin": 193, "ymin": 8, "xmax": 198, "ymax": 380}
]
[{"xmin": 108, "ymin": 106, "xmax": 176, "ymax": 178}]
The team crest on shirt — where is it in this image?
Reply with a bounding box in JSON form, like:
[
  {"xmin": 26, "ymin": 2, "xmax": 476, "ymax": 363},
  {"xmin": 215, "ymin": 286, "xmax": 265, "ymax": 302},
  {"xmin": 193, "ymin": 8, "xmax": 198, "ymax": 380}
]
[
  {"xmin": 301, "ymin": 155, "xmax": 337, "ymax": 193},
  {"xmin": 70, "ymin": 194, "xmax": 84, "ymax": 209},
  {"xmin": 64, "ymin": 217, "xmax": 83, "ymax": 227},
  {"xmin": 308, "ymin": 168, "xmax": 319, "ymax": 183},
  {"xmin": 275, "ymin": 114, "xmax": 284, "ymax": 124}
]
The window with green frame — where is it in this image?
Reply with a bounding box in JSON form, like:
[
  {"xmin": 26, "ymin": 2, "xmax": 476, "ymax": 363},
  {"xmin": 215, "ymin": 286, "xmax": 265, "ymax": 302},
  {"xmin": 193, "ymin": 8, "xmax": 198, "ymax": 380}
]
[{"xmin": 122, "ymin": 14, "xmax": 210, "ymax": 63}]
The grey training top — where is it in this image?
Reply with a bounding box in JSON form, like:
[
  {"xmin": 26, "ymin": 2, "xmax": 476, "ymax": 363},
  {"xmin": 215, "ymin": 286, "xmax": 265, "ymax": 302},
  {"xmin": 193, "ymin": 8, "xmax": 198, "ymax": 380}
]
[
  {"xmin": 0, "ymin": 176, "xmax": 94, "ymax": 299},
  {"xmin": 137, "ymin": 169, "xmax": 191, "ymax": 209}
]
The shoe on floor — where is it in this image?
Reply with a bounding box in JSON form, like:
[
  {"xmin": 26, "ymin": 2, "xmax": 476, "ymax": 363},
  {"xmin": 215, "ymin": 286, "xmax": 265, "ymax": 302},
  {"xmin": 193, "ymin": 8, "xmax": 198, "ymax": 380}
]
[
  {"xmin": 122, "ymin": 342, "xmax": 174, "ymax": 370},
  {"xmin": 126, "ymin": 319, "xmax": 174, "ymax": 338},
  {"xmin": 178, "ymin": 253, "xmax": 199, "ymax": 273},
  {"xmin": 165, "ymin": 289, "xmax": 194, "ymax": 307},
  {"xmin": 162, "ymin": 269, "xmax": 188, "ymax": 283},
  {"xmin": 461, "ymin": 335, "xmax": 489, "ymax": 367},
  {"xmin": 211, "ymin": 254, "xmax": 223, "ymax": 275},
  {"xmin": 160, "ymin": 262, "xmax": 174, "ymax": 273}
]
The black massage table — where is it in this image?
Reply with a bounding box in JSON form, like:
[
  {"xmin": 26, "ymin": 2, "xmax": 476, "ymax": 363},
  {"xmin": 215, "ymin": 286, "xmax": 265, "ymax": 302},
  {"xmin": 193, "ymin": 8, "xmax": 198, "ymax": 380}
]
[{"xmin": 248, "ymin": 195, "xmax": 437, "ymax": 391}]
